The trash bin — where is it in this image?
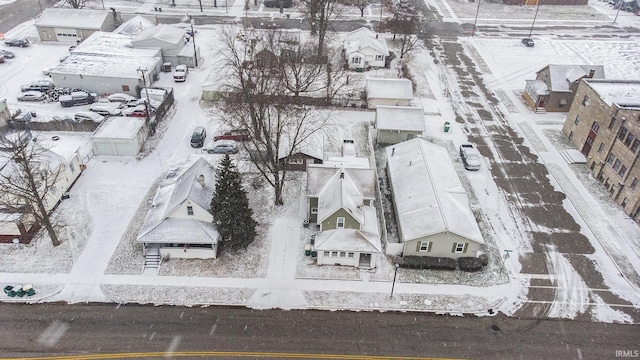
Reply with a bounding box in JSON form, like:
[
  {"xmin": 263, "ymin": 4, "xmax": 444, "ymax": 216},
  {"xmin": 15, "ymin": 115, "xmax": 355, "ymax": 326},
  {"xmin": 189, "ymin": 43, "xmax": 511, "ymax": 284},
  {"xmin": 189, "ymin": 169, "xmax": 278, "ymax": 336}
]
[
  {"xmin": 305, "ymin": 245, "xmax": 311, "ymax": 256},
  {"xmin": 303, "ymin": 219, "xmax": 309, "ymax": 228},
  {"xmin": 444, "ymin": 121, "xmax": 451, "ymax": 132},
  {"xmin": 310, "ymin": 234, "xmax": 315, "ymax": 245},
  {"xmin": 162, "ymin": 62, "xmax": 172, "ymax": 72},
  {"xmin": 311, "ymin": 250, "xmax": 317, "ymax": 257}
]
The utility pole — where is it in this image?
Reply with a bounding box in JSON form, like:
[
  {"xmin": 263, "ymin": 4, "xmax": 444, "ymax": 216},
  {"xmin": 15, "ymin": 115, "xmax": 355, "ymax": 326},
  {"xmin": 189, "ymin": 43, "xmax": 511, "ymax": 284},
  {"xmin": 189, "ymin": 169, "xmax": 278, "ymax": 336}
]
[
  {"xmin": 137, "ymin": 67, "xmax": 154, "ymax": 135},
  {"xmin": 389, "ymin": 263, "xmax": 399, "ymax": 299},
  {"xmin": 472, "ymin": 0, "xmax": 481, "ymax": 36},
  {"xmin": 191, "ymin": 19, "xmax": 198, "ymax": 67},
  {"xmin": 528, "ymin": 0, "xmax": 541, "ymax": 38}
]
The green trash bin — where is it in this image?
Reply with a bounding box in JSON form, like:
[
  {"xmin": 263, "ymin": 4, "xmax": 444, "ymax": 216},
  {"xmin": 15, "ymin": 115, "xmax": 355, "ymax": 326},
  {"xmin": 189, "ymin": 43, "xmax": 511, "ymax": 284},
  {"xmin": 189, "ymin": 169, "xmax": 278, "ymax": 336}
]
[
  {"xmin": 444, "ymin": 121, "xmax": 451, "ymax": 132},
  {"xmin": 304, "ymin": 245, "xmax": 311, "ymax": 256}
]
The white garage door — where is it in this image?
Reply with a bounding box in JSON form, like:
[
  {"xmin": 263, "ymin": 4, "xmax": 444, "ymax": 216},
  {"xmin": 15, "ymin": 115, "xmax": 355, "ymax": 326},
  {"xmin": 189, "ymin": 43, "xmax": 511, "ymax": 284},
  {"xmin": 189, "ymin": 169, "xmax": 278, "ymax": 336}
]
[
  {"xmin": 54, "ymin": 28, "xmax": 79, "ymax": 43},
  {"xmin": 115, "ymin": 142, "xmax": 134, "ymax": 156},
  {"xmin": 94, "ymin": 141, "xmax": 115, "ymax": 156}
]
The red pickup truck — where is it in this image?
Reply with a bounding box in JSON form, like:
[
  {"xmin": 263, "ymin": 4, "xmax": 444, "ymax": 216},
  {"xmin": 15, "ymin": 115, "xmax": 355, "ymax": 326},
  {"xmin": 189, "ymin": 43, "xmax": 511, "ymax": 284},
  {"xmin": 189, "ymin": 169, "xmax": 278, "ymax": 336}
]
[{"xmin": 214, "ymin": 129, "xmax": 250, "ymax": 142}]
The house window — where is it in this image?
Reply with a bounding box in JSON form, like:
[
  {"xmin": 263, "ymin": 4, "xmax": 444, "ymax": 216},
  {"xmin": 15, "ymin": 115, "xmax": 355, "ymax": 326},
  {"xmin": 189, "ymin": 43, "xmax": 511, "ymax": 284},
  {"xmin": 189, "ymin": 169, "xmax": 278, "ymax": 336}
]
[
  {"xmin": 324, "ymin": 251, "xmax": 330, "ymax": 257},
  {"xmin": 559, "ymin": 98, "xmax": 567, "ymax": 106},
  {"xmin": 590, "ymin": 122, "xmax": 599, "ymax": 133},
  {"xmin": 353, "ymin": 57, "xmax": 361, "ymax": 65},
  {"xmin": 122, "ymin": 85, "xmax": 130, "ymax": 92},
  {"xmin": 581, "ymin": 95, "xmax": 588, "ymax": 106},
  {"xmin": 453, "ymin": 242, "xmax": 467, "ymax": 254},
  {"xmin": 187, "ymin": 206, "xmax": 194, "ymax": 216},
  {"xmin": 287, "ymin": 158, "xmax": 303, "ymax": 165},
  {"xmin": 619, "ymin": 165, "xmax": 627, "ymax": 177},
  {"xmin": 568, "ymin": 131, "xmax": 574, "ymax": 140},
  {"xmin": 608, "ymin": 117, "xmax": 616, "ymax": 129},
  {"xmin": 336, "ymin": 217, "xmax": 345, "ymax": 228},
  {"xmin": 618, "ymin": 127, "xmax": 628, "ymax": 141},
  {"xmin": 311, "ymin": 207, "xmax": 318, "ymax": 214},
  {"xmin": 624, "ymin": 133, "xmax": 635, "ymax": 147},
  {"xmin": 339, "ymin": 252, "xmax": 346, "ymax": 257},
  {"xmin": 375, "ymin": 54, "xmax": 383, "ymax": 61},
  {"xmin": 69, "ymin": 162, "xmax": 75, "ymax": 173},
  {"xmin": 332, "ymin": 251, "xmax": 338, "ymax": 257},
  {"xmin": 630, "ymin": 178, "xmax": 638, "ymax": 191},
  {"xmin": 597, "ymin": 143, "xmax": 604, "ymax": 154},
  {"xmin": 418, "ymin": 241, "xmax": 432, "ymax": 252},
  {"xmin": 574, "ymin": 115, "xmax": 580, "ymax": 125},
  {"xmin": 631, "ymin": 139, "xmax": 640, "ymax": 153},
  {"xmin": 347, "ymin": 252, "xmax": 354, "ymax": 258},
  {"xmin": 622, "ymin": 198, "xmax": 628, "ymax": 208},
  {"xmin": 612, "ymin": 160, "xmax": 621, "ymax": 172}
]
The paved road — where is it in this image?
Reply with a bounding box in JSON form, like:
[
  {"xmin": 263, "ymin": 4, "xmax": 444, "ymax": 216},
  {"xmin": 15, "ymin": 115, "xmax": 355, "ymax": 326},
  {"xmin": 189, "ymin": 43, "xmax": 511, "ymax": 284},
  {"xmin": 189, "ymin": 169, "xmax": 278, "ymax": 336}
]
[
  {"xmin": 0, "ymin": 303, "xmax": 638, "ymax": 359},
  {"xmin": 0, "ymin": 0, "xmax": 56, "ymax": 34}
]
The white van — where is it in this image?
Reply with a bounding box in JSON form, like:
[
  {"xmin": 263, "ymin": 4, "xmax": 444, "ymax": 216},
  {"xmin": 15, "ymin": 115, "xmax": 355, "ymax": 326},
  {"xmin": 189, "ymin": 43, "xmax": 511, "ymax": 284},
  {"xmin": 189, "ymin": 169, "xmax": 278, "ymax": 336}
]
[{"xmin": 173, "ymin": 65, "xmax": 188, "ymax": 82}]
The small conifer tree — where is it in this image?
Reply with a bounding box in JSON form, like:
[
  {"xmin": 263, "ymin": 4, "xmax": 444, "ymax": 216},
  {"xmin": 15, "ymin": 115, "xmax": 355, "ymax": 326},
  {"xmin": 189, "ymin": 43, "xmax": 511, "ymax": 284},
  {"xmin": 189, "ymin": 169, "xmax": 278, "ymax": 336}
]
[{"xmin": 210, "ymin": 154, "xmax": 257, "ymax": 251}]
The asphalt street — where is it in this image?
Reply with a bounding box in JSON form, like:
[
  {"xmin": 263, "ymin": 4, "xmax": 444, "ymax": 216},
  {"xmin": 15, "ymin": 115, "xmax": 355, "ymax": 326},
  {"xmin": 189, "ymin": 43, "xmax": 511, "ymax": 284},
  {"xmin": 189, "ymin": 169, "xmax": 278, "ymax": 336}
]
[{"xmin": 0, "ymin": 303, "xmax": 638, "ymax": 359}]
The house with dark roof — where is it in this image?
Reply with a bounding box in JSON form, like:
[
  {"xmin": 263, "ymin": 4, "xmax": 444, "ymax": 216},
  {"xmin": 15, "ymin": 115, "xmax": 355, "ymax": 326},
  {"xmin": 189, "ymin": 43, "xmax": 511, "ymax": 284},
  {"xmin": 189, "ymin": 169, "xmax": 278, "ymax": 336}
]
[
  {"xmin": 385, "ymin": 138, "xmax": 484, "ymax": 259},
  {"xmin": 306, "ymin": 166, "xmax": 381, "ymax": 268},
  {"xmin": 523, "ymin": 64, "xmax": 605, "ymax": 112},
  {"xmin": 137, "ymin": 158, "xmax": 219, "ymax": 269}
]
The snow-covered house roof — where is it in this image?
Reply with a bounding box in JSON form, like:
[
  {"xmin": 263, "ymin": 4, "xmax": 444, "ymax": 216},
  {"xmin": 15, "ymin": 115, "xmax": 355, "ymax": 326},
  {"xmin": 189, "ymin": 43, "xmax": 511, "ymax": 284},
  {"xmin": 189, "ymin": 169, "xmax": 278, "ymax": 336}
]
[
  {"xmin": 307, "ymin": 167, "xmax": 376, "ymax": 202},
  {"xmin": 278, "ymin": 131, "xmax": 324, "ymax": 161},
  {"xmin": 51, "ymin": 53, "xmax": 159, "ymax": 79},
  {"xmin": 366, "ymin": 78, "xmax": 413, "ymax": 101},
  {"xmin": 320, "ymin": 157, "xmax": 370, "ymax": 169},
  {"xmin": 344, "ymin": 36, "xmax": 389, "ymax": 57},
  {"xmin": 133, "ymin": 24, "xmax": 185, "ymax": 47},
  {"xmin": 541, "ymin": 64, "xmax": 605, "ymax": 92},
  {"xmin": 316, "ymin": 170, "xmax": 367, "ymax": 224},
  {"xmin": 376, "ymin": 106, "xmax": 425, "ymax": 131},
  {"xmin": 385, "ymin": 138, "xmax": 484, "ymax": 245},
  {"xmin": 137, "ymin": 158, "xmax": 219, "ymax": 245},
  {"xmin": 583, "ymin": 79, "xmax": 640, "ymax": 107},
  {"xmin": 71, "ymin": 31, "xmax": 160, "ymax": 58},
  {"xmin": 315, "ymin": 227, "xmax": 382, "ymax": 253},
  {"xmin": 91, "ymin": 116, "xmax": 146, "ymax": 140},
  {"xmin": 114, "ymin": 15, "xmax": 156, "ymax": 36},
  {"xmin": 345, "ymin": 27, "xmax": 377, "ymax": 42},
  {"xmin": 35, "ymin": 8, "xmax": 112, "ymax": 30},
  {"xmin": 525, "ymin": 79, "xmax": 550, "ymax": 96}
]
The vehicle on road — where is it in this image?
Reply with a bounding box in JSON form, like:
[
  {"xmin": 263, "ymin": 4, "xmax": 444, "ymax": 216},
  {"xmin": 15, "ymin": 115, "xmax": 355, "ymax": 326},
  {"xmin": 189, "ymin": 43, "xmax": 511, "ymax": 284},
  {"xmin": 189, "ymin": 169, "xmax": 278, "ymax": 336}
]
[
  {"xmin": 203, "ymin": 141, "xmax": 239, "ymax": 154},
  {"xmin": 108, "ymin": 93, "xmax": 137, "ymax": 103},
  {"xmin": 4, "ymin": 38, "xmax": 29, "ymax": 47},
  {"xmin": 173, "ymin": 64, "xmax": 188, "ymax": 82},
  {"xmin": 522, "ymin": 38, "xmax": 535, "ymax": 47},
  {"xmin": 0, "ymin": 49, "xmax": 15, "ymax": 58},
  {"xmin": 17, "ymin": 91, "xmax": 45, "ymax": 102},
  {"xmin": 263, "ymin": 0, "xmax": 292, "ymax": 7},
  {"xmin": 190, "ymin": 126, "xmax": 207, "ymax": 148},
  {"xmin": 213, "ymin": 129, "xmax": 250, "ymax": 142},
  {"xmin": 60, "ymin": 91, "xmax": 97, "ymax": 107},
  {"xmin": 460, "ymin": 143, "xmax": 481, "ymax": 171},
  {"xmin": 74, "ymin": 111, "xmax": 105, "ymax": 123}
]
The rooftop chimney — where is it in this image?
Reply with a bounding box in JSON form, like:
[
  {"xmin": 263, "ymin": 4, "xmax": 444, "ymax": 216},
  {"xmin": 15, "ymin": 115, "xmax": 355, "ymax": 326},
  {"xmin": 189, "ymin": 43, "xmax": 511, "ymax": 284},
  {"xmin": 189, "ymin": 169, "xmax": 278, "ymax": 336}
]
[
  {"xmin": 588, "ymin": 69, "xmax": 595, "ymax": 78},
  {"xmin": 197, "ymin": 174, "xmax": 205, "ymax": 186}
]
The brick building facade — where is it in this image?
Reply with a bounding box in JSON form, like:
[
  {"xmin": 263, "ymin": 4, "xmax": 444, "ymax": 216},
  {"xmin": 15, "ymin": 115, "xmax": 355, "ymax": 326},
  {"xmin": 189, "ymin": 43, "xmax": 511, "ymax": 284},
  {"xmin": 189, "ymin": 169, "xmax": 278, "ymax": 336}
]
[{"xmin": 562, "ymin": 79, "xmax": 640, "ymax": 222}]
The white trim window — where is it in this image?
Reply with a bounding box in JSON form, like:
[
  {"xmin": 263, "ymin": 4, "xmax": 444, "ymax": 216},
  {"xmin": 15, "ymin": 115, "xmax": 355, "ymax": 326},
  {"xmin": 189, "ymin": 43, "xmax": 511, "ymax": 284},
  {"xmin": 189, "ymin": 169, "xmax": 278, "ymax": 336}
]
[
  {"xmin": 187, "ymin": 206, "xmax": 194, "ymax": 216},
  {"xmin": 453, "ymin": 242, "xmax": 467, "ymax": 254},
  {"xmin": 418, "ymin": 241, "xmax": 432, "ymax": 252},
  {"xmin": 311, "ymin": 207, "xmax": 318, "ymax": 214},
  {"xmin": 375, "ymin": 54, "xmax": 384, "ymax": 62},
  {"xmin": 352, "ymin": 56, "xmax": 362, "ymax": 65},
  {"xmin": 336, "ymin": 217, "xmax": 345, "ymax": 228}
]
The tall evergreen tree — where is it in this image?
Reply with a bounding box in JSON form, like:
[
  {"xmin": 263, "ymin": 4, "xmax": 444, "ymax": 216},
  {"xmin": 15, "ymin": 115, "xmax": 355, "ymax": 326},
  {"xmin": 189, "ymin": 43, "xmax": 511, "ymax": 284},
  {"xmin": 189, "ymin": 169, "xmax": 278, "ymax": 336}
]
[{"xmin": 210, "ymin": 154, "xmax": 257, "ymax": 251}]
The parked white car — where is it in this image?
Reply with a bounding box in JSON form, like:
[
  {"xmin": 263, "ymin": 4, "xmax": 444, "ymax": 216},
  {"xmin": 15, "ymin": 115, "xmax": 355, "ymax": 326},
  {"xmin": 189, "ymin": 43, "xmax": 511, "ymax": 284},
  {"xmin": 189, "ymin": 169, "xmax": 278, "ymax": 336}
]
[
  {"xmin": 89, "ymin": 102, "xmax": 123, "ymax": 116},
  {"xmin": 459, "ymin": 144, "xmax": 482, "ymax": 171},
  {"xmin": 108, "ymin": 93, "xmax": 137, "ymax": 103},
  {"xmin": 173, "ymin": 64, "xmax": 188, "ymax": 82},
  {"xmin": 74, "ymin": 111, "xmax": 105, "ymax": 123}
]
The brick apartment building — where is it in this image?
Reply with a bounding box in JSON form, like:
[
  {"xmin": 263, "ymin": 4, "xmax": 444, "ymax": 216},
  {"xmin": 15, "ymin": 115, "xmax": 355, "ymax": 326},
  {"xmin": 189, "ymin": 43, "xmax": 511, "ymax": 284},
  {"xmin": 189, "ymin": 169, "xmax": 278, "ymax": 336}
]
[{"xmin": 562, "ymin": 79, "xmax": 640, "ymax": 222}]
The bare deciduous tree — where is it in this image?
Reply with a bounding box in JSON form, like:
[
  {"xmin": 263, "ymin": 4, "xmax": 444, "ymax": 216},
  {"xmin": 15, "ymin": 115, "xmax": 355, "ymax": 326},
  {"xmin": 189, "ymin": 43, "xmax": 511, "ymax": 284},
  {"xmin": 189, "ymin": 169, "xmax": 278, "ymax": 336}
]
[
  {"xmin": 300, "ymin": 0, "xmax": 340, "ymax": 56},
  {"xmin": 64, "ymin": 0, "xmax": 86, "ymax": 9},
  {"xmin": 0, "ymin": 133, "xmax": 64, "ymax": 246},
  {"xmin": 384, "ymin": 0, "xmax": 416, "ymax": 41},
  {"xmin": 355, "ymin": 0, "xmax": 370, "ymax": 17},
  {"xmin": 217, "ymin": 27, "xmax": 334, "ymax": 205}
]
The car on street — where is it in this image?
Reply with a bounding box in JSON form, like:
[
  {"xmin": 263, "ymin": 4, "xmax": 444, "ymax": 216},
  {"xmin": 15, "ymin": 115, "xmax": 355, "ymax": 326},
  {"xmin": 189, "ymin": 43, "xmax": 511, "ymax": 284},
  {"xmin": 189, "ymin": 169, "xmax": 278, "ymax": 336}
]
[
  {"xmin": 203, "ymin": 141, "xmax": 239, "ymax": 154},
  {"xmin": 213, "ymin": 129, "xmax": 250, "ymax": 142},
  {"xmin": 173, "ymin": 64, "xmax": 188, "ymax": 82},
  {"xmin": 4, "ymin": 38, "xmax": 30, "ymax": 47},
  {"xmin": 522, "ymin": 38, "xmax": 535, "ymax": 47},
  {"xmin": 459, "ymin": 143, "xmax": 482, "ymax": 171},
  {"xmin": 74, "ymin": 111, "xmax": 105, "ymax": 123},
  {"xmin": 0, "ymin": 50, "xmax": 15, "ymax": 58},
  {"xmin": 190, "ymin": 126, "xmax": 207, "ymax": 148},
  {"xmin": 17, "ymin": 91, "xmax": 45, "ymax": 102},
  {"xmin": 89, "ymin": 103, "xmax": 123, "ymax": 116},
  {"xmin": 108, "ymin": 93, "xmax": 137, "ymax": 103}
]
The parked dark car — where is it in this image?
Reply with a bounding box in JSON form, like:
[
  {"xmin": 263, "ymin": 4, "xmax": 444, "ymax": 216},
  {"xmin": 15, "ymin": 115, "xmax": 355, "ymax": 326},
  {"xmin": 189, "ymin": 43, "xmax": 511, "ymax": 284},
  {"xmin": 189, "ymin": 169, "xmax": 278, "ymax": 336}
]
[
  {"xmin": 5, "ymin": 38, "xmax": 30, "ymax": 47},
  {"xmin": 263, "ymin": 0, "xmax": 292, "ymax": 7},
  {"xmin": 0, "ymin": 49, "xmax": 15, "ymax": 58},
  {"xmin": 190, "ymin": 126, "xmax": 207, "ymax": 148},
  {"xmin": 521, "ymin": 38, "xmax": 535, "ymax": 47},
  {"xmin": 0, "ymin": 55, "xmax": 4, "ymax": 63}
]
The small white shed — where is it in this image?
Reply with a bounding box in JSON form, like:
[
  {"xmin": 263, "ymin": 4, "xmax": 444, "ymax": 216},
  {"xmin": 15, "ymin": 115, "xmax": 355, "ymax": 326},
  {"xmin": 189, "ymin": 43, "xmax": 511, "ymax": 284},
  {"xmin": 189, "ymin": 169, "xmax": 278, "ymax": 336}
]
[
  {"xmin": 376, "ymin": 106, "xmax": 425, "ymax": 144},
  {"xmin": 366, "ymin": 78, "xmax": 413, "ymax": 109},
  {"xmin": 91, "ymin": 116, "xmax": 149, "ymax": 156}
]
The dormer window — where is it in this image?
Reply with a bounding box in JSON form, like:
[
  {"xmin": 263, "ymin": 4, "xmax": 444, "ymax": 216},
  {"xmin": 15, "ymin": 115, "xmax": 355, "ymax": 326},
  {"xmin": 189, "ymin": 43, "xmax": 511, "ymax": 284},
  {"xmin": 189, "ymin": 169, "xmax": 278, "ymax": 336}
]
[{"xmin": 187, "ymin": 206, "xmax": 194, "ymax": 216}]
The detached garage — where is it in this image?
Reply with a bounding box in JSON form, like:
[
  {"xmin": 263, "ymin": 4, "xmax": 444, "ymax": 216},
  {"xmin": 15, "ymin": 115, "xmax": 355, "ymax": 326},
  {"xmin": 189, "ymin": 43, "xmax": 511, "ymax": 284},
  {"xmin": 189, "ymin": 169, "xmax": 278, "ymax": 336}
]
[
  {"xmin": 91, "ymin": 116, "xmax": 149, "ymax": 156},
  {"xmin": 35, "ymin": 8, "xmax": 116, "ymax": 43}
]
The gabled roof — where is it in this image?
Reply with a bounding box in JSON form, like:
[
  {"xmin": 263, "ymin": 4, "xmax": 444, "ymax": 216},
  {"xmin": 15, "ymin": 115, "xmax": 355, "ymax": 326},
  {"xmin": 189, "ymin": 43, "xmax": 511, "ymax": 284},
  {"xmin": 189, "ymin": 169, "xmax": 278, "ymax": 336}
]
[
  {"xmin": 315, "ymin": 227, "xmax": 382, "ymax": 253},
  {"xmin": 385, "ymin": 138, "xmax": 484, "ymax": 245},
  {"xmin": 346, "ymin": 27, "xmax": 377, "ymax": 41},
  {"xmin": 307, "ymin": 166, "xmax": 376, "ymax": 199},
  {"xmin": 278, "ymin": 132, "xmax": 324, "ymax": 161},
  {"xmin": 376, "ymin": 106, "xmax": 425, "ymax": 131},
  {"xmin": 133, "ymin": 24, "xmax": 184, "ymax": 46},
  {"xmin": 114, "ymin": 15, "xmax": 156, "ymax": 36},
  {"xmin": 366, "ymin": 78, "xmax": 413, "ymax": 100},
  {"xmin": 525, "ymin": 79, "xmax": 549, "ymax": 96},
  {"xmin": 35, "ymin": 8, "xmax": 111, "ymax": 29},
  {"xmin": 316, "ymin": 170, "xmax": 365, "ymax": 224},
  {"xmin": 539, "ymin": 64, "xmax": 605, "ymax": 93},
  {"xmin": 137, "ymin": 158, "xmax": 218, "ymax": 241},
  {"xmin": 345, "ymin": 36, "xmax": 389, "ymax": 57}
]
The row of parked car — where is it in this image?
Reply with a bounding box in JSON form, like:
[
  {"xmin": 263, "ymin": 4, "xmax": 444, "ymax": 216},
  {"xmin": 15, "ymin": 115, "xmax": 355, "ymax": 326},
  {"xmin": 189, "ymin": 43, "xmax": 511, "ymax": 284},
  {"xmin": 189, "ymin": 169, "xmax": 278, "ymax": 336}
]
[{"xmin": 190, "ymin": 127, "xmax": 251, "ymax": 154}]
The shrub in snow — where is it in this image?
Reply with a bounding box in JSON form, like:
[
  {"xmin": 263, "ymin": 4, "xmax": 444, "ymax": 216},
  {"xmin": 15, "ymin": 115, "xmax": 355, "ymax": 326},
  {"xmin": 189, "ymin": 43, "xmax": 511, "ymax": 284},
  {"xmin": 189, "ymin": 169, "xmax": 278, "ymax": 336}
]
[
  {"xmin": 400, "ymin": 256, "xmax": 457, "ymax": 270},
  {"xmin": 458, "ymin": 257, "xmax": 484, "ymax": 272}
]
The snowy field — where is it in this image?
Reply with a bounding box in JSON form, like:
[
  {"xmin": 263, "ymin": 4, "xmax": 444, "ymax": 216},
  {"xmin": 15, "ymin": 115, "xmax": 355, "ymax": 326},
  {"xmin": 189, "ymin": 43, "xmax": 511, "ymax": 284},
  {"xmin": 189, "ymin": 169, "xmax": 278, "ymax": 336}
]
[{"xmin": 0, "ymin": 0, "xmax": 639, "ymax": 323}]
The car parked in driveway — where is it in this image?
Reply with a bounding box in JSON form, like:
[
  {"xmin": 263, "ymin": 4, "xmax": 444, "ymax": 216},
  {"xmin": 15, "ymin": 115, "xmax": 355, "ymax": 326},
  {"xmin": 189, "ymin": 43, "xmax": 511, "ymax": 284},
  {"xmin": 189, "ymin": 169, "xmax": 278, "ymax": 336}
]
[
  {"xmin": 4, "ymin": 38, "xmax": 30, "ymax": 47},
  {"xmin": 0, "ymin": 50, "xmax": 15, "ymax": 58},
  {"xmin": 89, "ymin": 102, "xmax": 123, "ymax": 116},
  {"xmin": 107, "ymin": 93, "xmax": 137, "ymax": 103},
  {"xmin": 203, "ymin": 141, "xmax": 239, "ymax": 154},
  {"xmin": 173, "ymin": 64, "xmax": 188, "ymax": 82},
  {"xmin": 459, "ymin": 143, "xmax": 482, "ymax": 171},
  {"xmin": 213, "ymin": 129, "xmax": 250, "ymax": 142},
  {"xmin": 522, "ymin": 38, "xmax": 535, "ymax": 47},
  {"xmin": 190, "ymin": 126, "xmax": 207, "ymax": 148},
  {"xmin": 74, "ymin": 111, "xmax": 105, "ymax": 123},
  {"xmin": 123, "ymin": 105, "xmax": 152, "ymax": 117},
  {"xmin": 17, "ymin": 91, "xmax": 45, "ymax": 102}
]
